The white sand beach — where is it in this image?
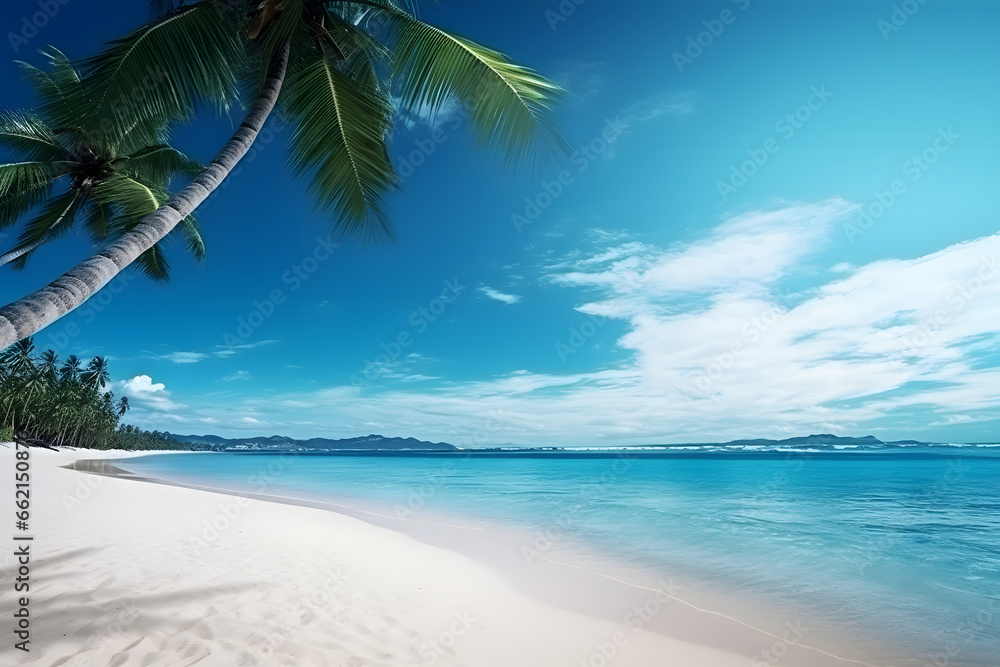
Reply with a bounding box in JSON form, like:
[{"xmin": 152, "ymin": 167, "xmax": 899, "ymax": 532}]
[{"xmin": 0, "ymin": 445, "xmax": 885, "ymax": 667}]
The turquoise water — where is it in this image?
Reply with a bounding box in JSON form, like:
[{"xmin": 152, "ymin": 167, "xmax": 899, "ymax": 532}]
[{"xmin": 122, "ymin": 447, "xmax": 1000, "ymax": 666}]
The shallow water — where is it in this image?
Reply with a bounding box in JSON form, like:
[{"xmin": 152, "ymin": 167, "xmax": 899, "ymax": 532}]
[{"xmin": 122, "ymin": 447, "xmax": 1000, "ymax": 666}]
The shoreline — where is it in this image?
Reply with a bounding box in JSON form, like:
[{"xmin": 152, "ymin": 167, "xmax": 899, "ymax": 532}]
[{"xmin": 2, "ymin": 445, "xmax": 902, "ymax": 666}]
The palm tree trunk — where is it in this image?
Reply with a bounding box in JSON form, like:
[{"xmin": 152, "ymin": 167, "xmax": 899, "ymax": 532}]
[
  {"xmin": 0, "ymin": 192, "xmax": 81, "ymax": 268},
  {"xmin": 0, "ymin": 42, "xmax": 290, "ymax": 348}
]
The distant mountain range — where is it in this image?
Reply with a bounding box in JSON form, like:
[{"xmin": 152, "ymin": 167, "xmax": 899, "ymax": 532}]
[
  {"xmin": 164, "ymin": 433, "xmax": 457, "ymax": 452},
  {"xmin": 718, "ymin": 434, "xmax": 895, "ymax": 448},
  {"xmin": 164, "ymin": 432, "xmax": 931, "ymax": 453}
]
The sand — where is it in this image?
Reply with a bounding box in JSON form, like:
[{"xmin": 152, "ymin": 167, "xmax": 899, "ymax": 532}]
[{"xmin": 0, "ymin": 444, "xmax": 888, "ymax": 667}]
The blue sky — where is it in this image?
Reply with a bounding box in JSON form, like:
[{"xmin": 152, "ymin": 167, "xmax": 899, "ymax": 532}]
[{"xmin": 2, "ymin": 1, "xmax": 1000, "ymax": 445}]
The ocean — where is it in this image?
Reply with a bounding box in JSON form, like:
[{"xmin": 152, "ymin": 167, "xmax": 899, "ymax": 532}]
[{"xmin": 120, "ymin": 446, "xmax": 1000, "ymax": 666}]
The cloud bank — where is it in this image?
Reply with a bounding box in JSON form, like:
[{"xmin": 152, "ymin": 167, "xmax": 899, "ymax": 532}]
[{"xmin": 122, "ymin": 200, "xmax": 1000, "ymax": 445}]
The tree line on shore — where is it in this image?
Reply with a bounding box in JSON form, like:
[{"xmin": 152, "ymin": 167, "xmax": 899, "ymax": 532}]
[
  {"xmin": 1, "ymin": 337, "xmax": 191, "ymax": 450},
  {"xmin": 0, "ymin": 0, "xmax": 563, "ymax": 347}
]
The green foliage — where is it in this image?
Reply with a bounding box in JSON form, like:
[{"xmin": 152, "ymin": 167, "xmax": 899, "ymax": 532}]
[
  {"xmin": 74, "ymin": 0, "xmax": 565, "ymax": 242},
  {"xmin": 0, "ymin": 338, "xmax": 189, "ymax": 450},
  {"xmin": 80, "ymin": 3, "xmax": 245, "ymax": 149},
  {"xmin": 6, "ymin": 191, "xmax": 80, "ymax": 270},
  {"xmin": 117, "ymin": 145, "xmax": 204, "ymax": 184},
  {"xmin": 0, "ymin": 161, "xmax": 58, "ymax": 205},
  {"xmin": 0, "ymin": 50, "xmax": 206, "ymax": 277},
  {"xmin": 0, "ymin": 1, "xmax": 566, "ymax": 346},
  {"xmin": 380, "ymin": 7, "xmax": 566, "ymax": 166},
  {"xmin": 16, "ymin": 48, "xmax": 90, "ymax": 137},
  {"xmin": 284, "ymin": 52, "xmax": 397, "ymax": 240},
  {"xmin": 106, "ymin": 426, "xmax": 193, "ymax": 451},
  {"xmin": 0, "ymin": 111, "xmax": 61, "ymax": 161}
]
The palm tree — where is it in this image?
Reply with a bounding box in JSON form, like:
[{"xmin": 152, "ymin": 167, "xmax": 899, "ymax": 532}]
[
  {"xmin": 36, "ymin": 349, "xmax": 59, "ymax": 382},
  {"xmin": 0, "ymin": 342, "xmax": 190, "ymax": 448},
  {"xmin": 0, "ymin": 337, "xmax": 35, "ymax": 376},
  {"xmin": 83, "ymin": 356, "xmax": 111, "ymax": 390},
  {"xmin": 0, "ymin": 48, "xmax": 208, "ymax": 281},
  {"xmin": 0, "ymin": 0, "xmax": 564, "ymax": 346},
  {"xmin": 0, "ymin": 337, "xmax": 35, "ymax": 430},
  {"xmin": 59, "ymin": 354, "xmax": 82, "ymax": 383}
]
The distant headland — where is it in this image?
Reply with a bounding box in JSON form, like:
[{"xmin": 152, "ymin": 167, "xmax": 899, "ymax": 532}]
[{"xmin": 163, "ymin": 432, "xmax": 951, "ymax": 454}]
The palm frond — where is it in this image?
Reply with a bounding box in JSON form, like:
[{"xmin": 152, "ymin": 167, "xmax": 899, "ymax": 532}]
[
  {"xmin": 282, "ymin": 48, "xmax": 397, "ymax": 240},
  {"xmin": 323, "ymin": 7, "xmax": 392, "ymax": 91},
  {"xmin": 378, "ymin": 7, "xmax": 566, "ymax": 165},
  {"xmin": 176, "ymin": 214, "xmax": 206, "ymax": 261},
  {"xmin": 148, "ymin": 0, "xmax": 177, "ymax": 19},
  {"xmin": 148, "ymin": 0, "xmax": 205, "ymax": 19},
  {"xmin": 3, "ymin": 190, "xmax": 80, "ymax": 270},
  {"xmin": 0, "ymin": 111, "xmax": 63, "ymax": 162},
  {"xmin": 16, "ymin": 47, "xmax": 89, "ymax": 136},
  {"xmin": 134, "ymin": 243, "xmax": 172, "ymax": 282},
  {"xmin": 80, "ymin": 197, "xmax": 113, "ymax": 243},
  {"xmin": 116, "ymin": 144, "xmax": 203, "ymax": 184},
  {"xmin": 0, "ymin": 181, "xmax": 55, "ymax": 229},
  {"xmin": 92, "ymin": 174, "xmax": 204, "ymax": 279},
  {"xmin": 81, "ymin": 3, "xmax": 245, "ymax": 149},
  {"xmin": 243, "ymin": 0, "xmax": 305, "ymax": 101},
  {"xmin": 91, "ymin": 173, "xmax": 167, "ymax": 226},
  {"xmin": 0, "ymin": 161, "xmax": 59, "ymax": 202},
  {"xmin": 248, "ymin": 0, "xmax": 289, "ymax": 41}
]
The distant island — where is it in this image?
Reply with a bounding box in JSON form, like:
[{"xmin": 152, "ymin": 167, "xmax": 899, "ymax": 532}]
[
  {"xmin": 164, "ymin": 432, "xmax": 458, "ymax": 452},
  {"xmin": 708, "ymin": 434, "xmax": 918, "ymax": 448},
  {"xmin": 161, "ymin": 432, "xmax": 954, "ymax": 454}
]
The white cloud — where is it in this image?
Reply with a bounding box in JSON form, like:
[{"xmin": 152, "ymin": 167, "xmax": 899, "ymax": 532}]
[
  {"xmin": 157, "ymin": 340, "xmax": 279, "ymax": 364},
  {"xmin": 393, "ymin": 95, "xmax": 463, "ymax": 132},
  {"xmin": 213, "ymin": 339, "xmax": 280, "ymax": 358},
  {"xmin": 620, "ymin": 90, "xmax": 697, "ymax": 122},
  {"xmin": 221, "ymin": 370, "xmax": 251, "ymax": 382},
  {"xmin": 134, "ymin": 201, "xmax": 1000, "ymax": 445},
  {"xmin": 552, "ymin": 201, "xmax": 856, "ymax": 302},
  {"xmin": 280, "ymin": 400, "xmax": 316, "ymax": 408},
  {"xmin": 117, "ymin": 375, "xmax": 185, "ymax": 413},
  {"xmin": 160, "ymin": 351, "xmax": 209, "ymax": 364},
  {"xmin": 399, "ymin": 374, "xmax": 440, "ymax": 382},
  {"xmin": 552, "ymin": 60, "xmax": 606, "ymax": 105},
  {"xmin": 478, "ymin": 285, "xmax": 523, "ymax": 305},
  {"xmin": 121, "ymin": 375, "xmax": 165, "ymax": 394}
]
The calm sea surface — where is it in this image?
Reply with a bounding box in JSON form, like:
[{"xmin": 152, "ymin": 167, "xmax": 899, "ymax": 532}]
[{"xmin": 121, "ymin": 447, "xmax": 1000, "ymax": 666}]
